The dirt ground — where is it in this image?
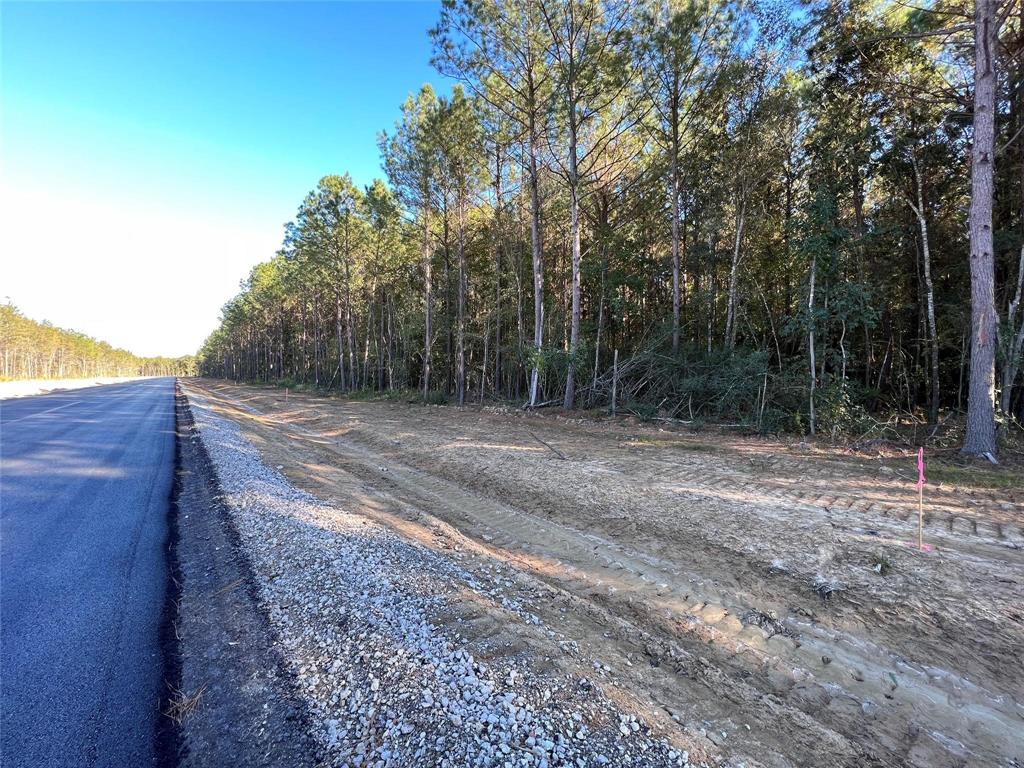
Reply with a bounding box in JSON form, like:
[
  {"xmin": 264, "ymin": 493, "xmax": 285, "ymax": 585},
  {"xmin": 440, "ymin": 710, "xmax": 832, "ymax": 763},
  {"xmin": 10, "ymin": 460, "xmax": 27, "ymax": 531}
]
[{"xmin": 184, "ymin": 379, "xmax": 1023, "ymax": 768}]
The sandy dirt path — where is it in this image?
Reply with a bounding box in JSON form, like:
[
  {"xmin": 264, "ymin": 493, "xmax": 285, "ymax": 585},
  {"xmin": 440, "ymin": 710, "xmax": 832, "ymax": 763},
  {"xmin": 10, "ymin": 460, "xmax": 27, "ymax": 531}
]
[{"xmin": 185, "ymin": 379, "xmax": 1023, "ymax": 768}]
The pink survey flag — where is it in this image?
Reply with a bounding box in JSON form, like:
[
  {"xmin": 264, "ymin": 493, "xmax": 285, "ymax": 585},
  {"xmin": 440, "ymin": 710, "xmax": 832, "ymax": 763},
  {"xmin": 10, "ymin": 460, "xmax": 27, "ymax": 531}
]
[{"xmin": 912, "ymin": 446, "xmax": 934, "ymax": 551}]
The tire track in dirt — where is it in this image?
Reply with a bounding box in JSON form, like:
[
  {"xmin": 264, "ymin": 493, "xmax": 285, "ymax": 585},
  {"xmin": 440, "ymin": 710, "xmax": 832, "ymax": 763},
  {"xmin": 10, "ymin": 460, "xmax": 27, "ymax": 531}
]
[
  {"xmin": 657, "ymin": 461, "xmax": 1022, "ymax": 546},
  {"xmin": 413, "ymin": 426, "xmax": 1024, "ymax": 702}
]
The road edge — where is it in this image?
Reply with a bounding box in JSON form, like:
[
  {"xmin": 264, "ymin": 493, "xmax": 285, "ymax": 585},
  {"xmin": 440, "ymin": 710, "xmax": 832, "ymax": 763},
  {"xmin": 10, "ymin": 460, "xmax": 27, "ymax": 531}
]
[
  {"xmin": 155, "ymin": 381, "xmax": 185, "ymax": 766},
  {"xmin": 165, "ymin": 382, "xmax": 318, "ymax": 767}
]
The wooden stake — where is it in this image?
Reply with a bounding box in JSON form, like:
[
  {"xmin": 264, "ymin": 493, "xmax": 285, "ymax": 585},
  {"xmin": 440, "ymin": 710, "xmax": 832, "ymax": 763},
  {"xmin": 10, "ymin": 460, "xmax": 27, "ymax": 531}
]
[
  {"xmin": 918, "ymin": 484, "xmax": 924, "ymax": 551},
  {"xmin": 916, "ymin": 447, "xmax": 926, "ymax": 551}
]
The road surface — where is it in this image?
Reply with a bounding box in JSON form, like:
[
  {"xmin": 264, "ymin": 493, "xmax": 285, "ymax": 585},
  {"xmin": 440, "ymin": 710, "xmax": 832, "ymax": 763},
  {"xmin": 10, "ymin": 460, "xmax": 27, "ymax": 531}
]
[{"xmin": 1, "ymin": 378, "xmax": 176, "ymax": 767}]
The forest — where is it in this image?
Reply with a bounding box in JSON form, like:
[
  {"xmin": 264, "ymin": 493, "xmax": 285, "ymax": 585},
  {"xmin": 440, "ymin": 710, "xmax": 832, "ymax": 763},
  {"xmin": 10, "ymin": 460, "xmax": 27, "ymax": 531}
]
[
  {"xmin": 0, "ymin": 303, "xmax": 195, "ymax": 380},
  {"xmin": 198, "ymin": 0, "xmax": 1024, "ymax": 460}
]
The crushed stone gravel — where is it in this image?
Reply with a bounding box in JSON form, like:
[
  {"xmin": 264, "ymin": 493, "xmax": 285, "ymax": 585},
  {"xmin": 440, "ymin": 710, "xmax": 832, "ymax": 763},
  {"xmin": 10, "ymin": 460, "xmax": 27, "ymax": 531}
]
[{"xmin": 187, "ymin": 392, "xmax": 694, "ymax": 768}]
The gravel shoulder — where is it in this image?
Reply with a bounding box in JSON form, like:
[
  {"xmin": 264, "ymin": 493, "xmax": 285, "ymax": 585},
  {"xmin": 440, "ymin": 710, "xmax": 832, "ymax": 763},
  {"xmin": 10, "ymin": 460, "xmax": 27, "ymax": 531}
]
[
  {"xmin": 181, "ymin": 379, "xmax": 1024, "ymax": 768},
  {"xmin": 169, "ymin": 387, "xmax": 317, "ymax": 767}
]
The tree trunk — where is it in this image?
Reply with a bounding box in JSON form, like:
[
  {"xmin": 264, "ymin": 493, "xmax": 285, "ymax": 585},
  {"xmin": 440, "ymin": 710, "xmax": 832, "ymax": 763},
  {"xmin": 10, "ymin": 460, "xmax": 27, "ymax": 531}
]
[
  {"xmin": 706, "ymin": 234, "xmax": 716, "ymax": 353},
  {"xmin": 443, "ymin": 208, "xmax": 453, "ymax": 395},
  {"xmin": 387, "ymin": 296, "xmax": 396, "ymax": 390},
  {"xmin": 839, "ymin": 319, "xmax": 847, "ymax": 384},
  {"xmin": 592, "ymin": 252, "xmax": 607, "ymax": 390},
  {"xmin": 725, "ymin": 192, "xmax": 747, "ymax": 350},
  {"xmin": 910, "ymin": 157, "xmax": 940, "ymax": 426},
  {"xmin": 1000, "ymin": 245, "xmax": 1024, "ymax": 416},
  {"xmin": 514, "ymin": 210, "xmax": 526, "ymax": 399},
  {"xmin": 362, "ymin": 281, "xmax": 374, "ymax": 390},
  {"xmin": 278, "ymin": 308, "xmax": 285, "ymax": 381},
  {"xmin": 481, "ymin": 317, "xmax": 489, "ymax": 404},
  {"xmin": 301, "ymin": 299, "xmax": 308, "ymax": 383},
  {"xmin": 313, "ymin": 294, "xmax": 321, "ymax": 386},
  {"xmin": 493, "ymin": 143, "xmax": 504, "ymax": 397},
  {"xmin": 422, "ymin": 209, "xmax": 434, "ymax": 399},
  {"xmin": 456, "ymin": 195, "xmax": 467, "ymax": 406},
  {"xmin": 670, "ymin": 83, "xmax": 681, "ymax": 355},
  {"xmin": 808, "ymin": 253, "xmax": 818, "ymax": 436},
  {"xmin": 528, "ymin": 120, "xmax": 545, "ymax": 407},
  {"xmin": 963, "ymin": 0, "xmax": 1000, "ymax": 458},
  {"xmin": 336, "ymin": 288, "xmax": 346, "ymax": 390},
  {"xmin": 563, "ymin": 57, "xmax": 582, "ymax": 410}
]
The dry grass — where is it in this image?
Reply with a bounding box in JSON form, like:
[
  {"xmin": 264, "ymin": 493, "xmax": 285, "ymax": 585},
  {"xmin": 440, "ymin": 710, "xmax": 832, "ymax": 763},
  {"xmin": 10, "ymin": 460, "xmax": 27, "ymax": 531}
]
[
  {"xmin": 213, "ymin": 578, "xmax": 244, "ymax": 598},
  {"xmin": 165, "ymin": 682, "xmax": 207, "ymax": 725}
]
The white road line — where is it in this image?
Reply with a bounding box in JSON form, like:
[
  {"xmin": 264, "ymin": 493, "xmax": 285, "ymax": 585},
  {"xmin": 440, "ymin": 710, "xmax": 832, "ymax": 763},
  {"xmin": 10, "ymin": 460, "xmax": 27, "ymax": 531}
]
[{"xmin": 2, "ymin": 400, "xmax": 84, "ymax": 424}]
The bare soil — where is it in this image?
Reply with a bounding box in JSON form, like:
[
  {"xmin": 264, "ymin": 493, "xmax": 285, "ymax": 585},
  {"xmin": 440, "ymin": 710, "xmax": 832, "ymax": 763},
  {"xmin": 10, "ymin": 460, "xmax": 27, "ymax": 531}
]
[{"xmin": 184, "ymin": 379, "xmax": 1024, "ymax": 768}]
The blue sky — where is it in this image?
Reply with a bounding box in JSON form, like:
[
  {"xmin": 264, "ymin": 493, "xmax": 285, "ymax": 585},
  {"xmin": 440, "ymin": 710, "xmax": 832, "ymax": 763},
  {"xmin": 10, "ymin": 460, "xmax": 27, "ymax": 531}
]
[{"xmin": 2, "ymin": 1, "xmax": 449, "ymax": 357}]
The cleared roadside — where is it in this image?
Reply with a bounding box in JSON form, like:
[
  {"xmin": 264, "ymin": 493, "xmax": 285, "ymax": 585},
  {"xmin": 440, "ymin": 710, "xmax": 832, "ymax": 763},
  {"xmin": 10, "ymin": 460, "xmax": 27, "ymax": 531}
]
[
  {"xmin": 184, "ymin": 378, "xmax": 1024, "ymax": 768},
  {"xmin": 182, "ymin": 382, "xmax": 697, "ymax": 767}
]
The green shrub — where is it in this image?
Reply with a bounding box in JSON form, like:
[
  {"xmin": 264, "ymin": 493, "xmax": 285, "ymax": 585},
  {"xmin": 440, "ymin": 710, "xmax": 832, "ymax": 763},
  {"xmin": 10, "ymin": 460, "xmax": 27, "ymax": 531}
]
[{"xmin": 816, "ymin": 381, "xmax": 873, "ymax": 437}]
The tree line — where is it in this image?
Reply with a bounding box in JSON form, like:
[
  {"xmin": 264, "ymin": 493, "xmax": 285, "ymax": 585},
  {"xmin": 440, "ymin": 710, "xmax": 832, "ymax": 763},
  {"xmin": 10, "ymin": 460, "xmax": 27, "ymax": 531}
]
[
  {"xmin": 198, "ymin": 0, "xmax": 1024, "ymax": 460},
  {"xmin": 0, "ymin": 303, "xmax": 195, "ymax": 380}
]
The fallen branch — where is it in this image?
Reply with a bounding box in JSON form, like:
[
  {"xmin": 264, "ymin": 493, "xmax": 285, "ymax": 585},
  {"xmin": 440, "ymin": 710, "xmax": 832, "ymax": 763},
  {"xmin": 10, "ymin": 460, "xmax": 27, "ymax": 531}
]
[
  {"xmin": 522, "ymin": 399, "xmax": 558, "ymax": 410},
  {"xmin": 926, "ymin": 411, "xmax": 954, "ymax": 441},
  {"xmin": 527, "ymin": 429, "xmax": 567, "ymax": 460}
]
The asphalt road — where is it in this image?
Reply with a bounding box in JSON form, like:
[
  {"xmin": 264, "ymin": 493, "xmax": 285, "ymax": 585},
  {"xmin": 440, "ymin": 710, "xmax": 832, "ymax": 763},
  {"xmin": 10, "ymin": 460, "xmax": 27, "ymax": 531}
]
[{"xmin": 1, "ymin": 378, "xmax": 176, "ymax": 767}]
